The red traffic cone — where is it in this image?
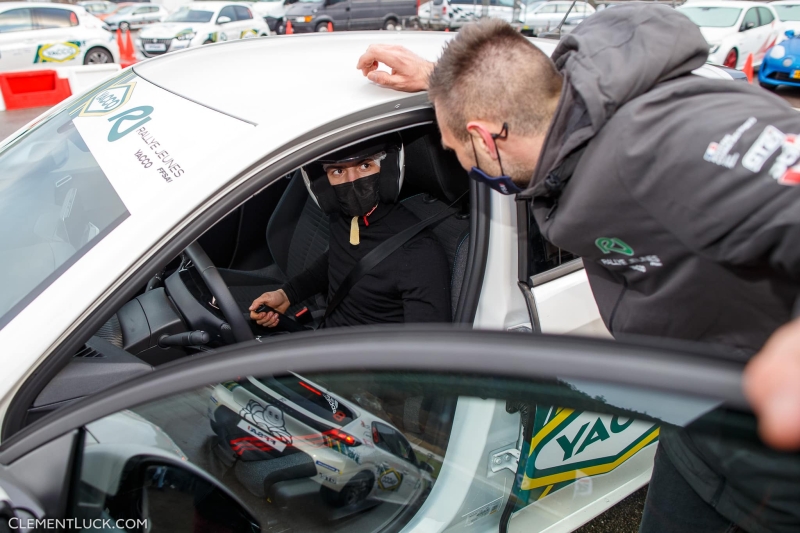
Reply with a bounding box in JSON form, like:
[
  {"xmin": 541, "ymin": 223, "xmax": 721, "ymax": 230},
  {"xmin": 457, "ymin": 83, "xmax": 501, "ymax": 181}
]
[
  {"xmin": 286, "ymin": 20, "xmax": 293, "ymax": 34},
  {"xmin": 743, "ymin": 52, "xmax": 754, "ymax": 84},
  {"xmin": 116, "ymin": 28, "xmax": 126, "ymax": 57},
  {"xmin": 327, "ymin": 21, "xmax": 333, "ymax": 32},
  {"xmin": 444, "ymin": 27, "xmax": 450, "ymax": 32}
]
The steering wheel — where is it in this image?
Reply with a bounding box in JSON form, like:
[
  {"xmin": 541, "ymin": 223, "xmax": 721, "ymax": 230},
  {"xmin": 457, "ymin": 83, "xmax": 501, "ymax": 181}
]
[{"xmin": 184, "ymin": 242, "xmax": 254, "ymax": 343}]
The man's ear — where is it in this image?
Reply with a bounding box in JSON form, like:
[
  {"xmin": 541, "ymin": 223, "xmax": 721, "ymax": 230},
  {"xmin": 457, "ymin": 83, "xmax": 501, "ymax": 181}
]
[{"xmin": 466, "ymin": 121, "xmax": 499, "ymax": 160}]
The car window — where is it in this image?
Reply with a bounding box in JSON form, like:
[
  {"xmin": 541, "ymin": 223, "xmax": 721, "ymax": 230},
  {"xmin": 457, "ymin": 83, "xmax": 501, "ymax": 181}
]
[
  {"xmin": 758, "ymin": 6, "xmax": 775, "ymax": 26},
  {"xmin": 165, "ymin": 8, "xmax": 214, "ymax": 23},
  {"xmin": 678, "ymin": 6, "xmax": 742, "ymax": 28},
  {"xmin": 0, "ymin": 109, "xmax": 129, "ymax": 330},
  {"xmin": 0, "ymin": 8, "xmax": 34, "ymax": 33},
  {"xmin": 556, "ymin": 4, "xmax": 573, "ymax": 13},
  {"xmin": 133, "ymin": 7, "xmax": 149, "ymax": 15},
  {"xmin": 32, "ymin": 8, "xmax": 79, "ymax": 29},
  {"xmin": 773, "ymin": 4, "xmax": 800, "ymax": 21},
  {"xmin": 233, "ymin": 5, "xmax": 253, "ymax": 20},
  {"xmin": 218, "ymin": 5, "xmax": 237, "ymax": 21},
  {"xmin": 741, "ymin": 7, "xmax": 759, "ymax": 30},
  {"xmin": 537, "ymin": 4, "xmax": 557, "ymax": 13},
  {"xmin": 70, "ymin": 368, "xmax": 799, "ymax": 533}
]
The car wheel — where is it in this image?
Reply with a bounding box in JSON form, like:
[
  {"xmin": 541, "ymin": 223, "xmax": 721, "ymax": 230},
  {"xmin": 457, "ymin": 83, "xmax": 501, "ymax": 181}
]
[
  {"xmin": 315, "ymin": 21, "xmax": 330, "ymax": 32},
  {"xmin": 383, "ymin": 17, "xmax": 398, "ymax": 30},
  {"xmin": 321, "ymin": 471, "xmax": 373, "ymax": 507},
  {"xmin": 203, "ymin": 39, "xmax": 214, "ymax": 44},
  {"xmin": 723, "ymin": 49, "xmax": 738, "ymax": 69},
  {"xmin": 119, "ymin": 21, "xmax": 130, "ymax": 31},
  {"xmin": 83, "ymin": 47, "xmax": 113, "ymax": 65}
]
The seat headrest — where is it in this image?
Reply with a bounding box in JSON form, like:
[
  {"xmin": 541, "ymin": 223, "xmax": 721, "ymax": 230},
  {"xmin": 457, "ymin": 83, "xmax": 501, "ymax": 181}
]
[{"xmin": 400, "ymin": 129, "xmax": 470, "ymax": 205}]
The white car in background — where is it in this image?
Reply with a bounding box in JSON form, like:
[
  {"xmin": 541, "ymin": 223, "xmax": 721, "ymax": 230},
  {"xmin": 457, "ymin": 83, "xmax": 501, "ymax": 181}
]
[
  {"xmin": 425, "ymin": 0, "xmax": 517, "ymax": 30},
  {"xmin": 520, "ymin": 0, "xmax": 594, "ymax": 36},
  {"xmin": 0, "ymin": 2, "xmax": 119, "ymax": 72},
  {"xmin": 136, "ymin": 1, "xmax": 269, "ymax": 58},
  {"xmin": 248, "ymin": 0, "xmax": 287, "ymax": 33},
  {"xmin": 104, "ymin": 4, "xmax": 171, "ymax": 31},
  {"xmin": 678, "ymin": 0, "xmax": 782, "ymax": 68},
  {"xmin": 771, "ymin": 0, "xmax": 800, "ymax": 34}
]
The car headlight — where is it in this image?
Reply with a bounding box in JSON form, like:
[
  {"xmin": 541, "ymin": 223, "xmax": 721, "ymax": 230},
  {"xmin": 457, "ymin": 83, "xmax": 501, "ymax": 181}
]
[
  {"xmin": 783, "ymin": 57, "xmax": 793, "ymax": 67},
  {"xmin": 709, "ymin": 43, "xmax": 720, "ymax": 54},
  {"xmin": 771, "ymin": 45, "xmax": 787, "ymax": 59},
  {"xmin": 295, "ymin": 15, "xmax": 312, "ymax": 22},
  {"xmin": 176, "ymin": 31, "xmax": 196, "ymax": 41}
]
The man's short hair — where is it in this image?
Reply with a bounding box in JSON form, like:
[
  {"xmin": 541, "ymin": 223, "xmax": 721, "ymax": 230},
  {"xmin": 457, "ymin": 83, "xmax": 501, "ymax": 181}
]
[{"xmin": 428, "ymin": 19, "xmax": 562, "ymax": 142}]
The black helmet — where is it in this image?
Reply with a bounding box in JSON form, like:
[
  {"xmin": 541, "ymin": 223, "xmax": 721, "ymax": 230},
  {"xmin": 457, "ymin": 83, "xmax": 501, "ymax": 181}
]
[{"xmin": 301, "ymin": 134, "xmax": 405, "ymax": 215}]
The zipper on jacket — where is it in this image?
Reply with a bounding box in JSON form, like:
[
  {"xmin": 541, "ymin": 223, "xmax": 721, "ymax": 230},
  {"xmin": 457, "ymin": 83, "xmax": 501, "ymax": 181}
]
[
  {"xmin": 545, "ymin": 200, "xmax": 559, "ymax": 221},
  {"xmin": 607, "ymin": 277, "xmax": 628, "ymax": 335}
]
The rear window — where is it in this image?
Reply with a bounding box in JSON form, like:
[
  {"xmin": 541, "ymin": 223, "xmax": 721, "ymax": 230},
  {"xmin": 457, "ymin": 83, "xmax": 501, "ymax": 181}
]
[
  {"xmin": 166, "ymin": 8, "xmax": 214, "ymax": 23},
  {"xmin": 33, "ymin": 8, "xmax": 79, "ymax": 29},
  {"xmin": 774, "ymin": 4, "xmax": 800, "ymax": 21},
  {"xmin": 0, "ymin": 8, "xmax": 34, "ymax": 33},
  {"xmin": 678, "ymin": 6, "xmax": 742, "ymax": 28},
  {"xmin": 258, "ymin": 376, "xmax": 356, "ymax": 425}
]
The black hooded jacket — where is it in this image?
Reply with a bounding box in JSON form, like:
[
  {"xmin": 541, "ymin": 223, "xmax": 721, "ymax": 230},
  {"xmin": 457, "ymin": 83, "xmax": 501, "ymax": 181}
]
[{"xmin": 524, "ymin": 4, "xmax": 800, "ymax": 531}]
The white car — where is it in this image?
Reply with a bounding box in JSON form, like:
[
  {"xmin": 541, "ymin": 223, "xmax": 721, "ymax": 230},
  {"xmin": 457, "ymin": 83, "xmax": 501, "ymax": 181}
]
[
  {"xmin": 520, "ymin": 0, "xmax": 594, "ymax": 36},
  {"xmin": 248, "ymin": 0, "xmax": 288, "ymax": 33},
  {"xmin": 0, "ymin": 2, "xmax": 119, "ymax": 73},
  {"xmin": 136, "ymin": 1, "xmax": 269, "ymax": 58},
  {"xmin": 104, "ymin": 3, "xmax": 171, "ymax": 31},
  {"xmin": 425, "ymin": 0, "xmax": 517, "ymax": 30},
  {"xmin": 678, "ymin": 0, "xmax": 783, "ymax": 69},
  {"xmin": 0, "ymin": 32, "xmax": 761, "ymax": 533},
  {"xmin": 771, "ymin": 0, "xmax": 800, "ymax": 34}
]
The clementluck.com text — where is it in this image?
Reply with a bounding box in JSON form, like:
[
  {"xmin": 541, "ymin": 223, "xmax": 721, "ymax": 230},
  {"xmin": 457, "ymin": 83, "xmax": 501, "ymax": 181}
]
[{"xmin": 8, "ymin": 518, "xmax": 149, "ymax": 530}]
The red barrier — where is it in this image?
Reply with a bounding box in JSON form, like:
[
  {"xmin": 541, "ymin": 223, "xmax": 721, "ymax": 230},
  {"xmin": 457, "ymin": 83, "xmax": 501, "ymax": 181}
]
[{"xmin": 0, "ymin": 70, "xmax": 71, "ymax": 111}]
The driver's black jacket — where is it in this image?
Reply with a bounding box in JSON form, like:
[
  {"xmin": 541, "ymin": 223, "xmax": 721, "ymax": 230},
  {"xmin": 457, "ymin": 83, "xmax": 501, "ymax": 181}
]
[
  {"xmin": 525, "ymin": 5, "xmax": 800, "ymax": 532},
  {"xmin": 280, "ymin": 201, "xmax": 451, "ymax": 327}
]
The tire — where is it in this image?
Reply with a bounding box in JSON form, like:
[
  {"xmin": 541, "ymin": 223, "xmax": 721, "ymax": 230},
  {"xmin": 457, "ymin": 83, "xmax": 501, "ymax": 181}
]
[
  {"xmin": 723, "ymin": 48, "xmax": 738, "ymax": 69},
  {"xmin": 383, "ymin": 17, "xmax": 398, "ymax": 30},
  {"xmin": 119, "ymin": 21, "xmax": 130, "ymax": 31},
  {"xmin": 83, "ymin": 47, "xmax": 113, "ymax": 65},
  {"xmin": 321, "ymin": 471, "xmax": 373, "ymax": 507},
  {"xmin": 315, "ymin": 21, "xmax": 330, "ymax": 32}
]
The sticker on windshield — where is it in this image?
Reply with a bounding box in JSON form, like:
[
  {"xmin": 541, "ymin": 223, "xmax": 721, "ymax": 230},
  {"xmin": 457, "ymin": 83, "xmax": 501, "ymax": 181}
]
[
  {"xmin": 35, "ymin": 42, "xmax": 81, "ymax": 63},
  {"xmin": 78, "ymin": 80, "xmax": 137, "ymax": 117}
]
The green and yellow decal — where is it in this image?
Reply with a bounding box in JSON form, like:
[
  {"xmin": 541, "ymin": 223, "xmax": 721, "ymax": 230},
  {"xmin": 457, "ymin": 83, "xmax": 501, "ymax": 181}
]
[
  {"xmin": 35, "ymin": 41, "xmax": 81, "ymax": 63},
  {"xmin": 240, "ymin": 28, "xmax": 259, "ymax": 38}
]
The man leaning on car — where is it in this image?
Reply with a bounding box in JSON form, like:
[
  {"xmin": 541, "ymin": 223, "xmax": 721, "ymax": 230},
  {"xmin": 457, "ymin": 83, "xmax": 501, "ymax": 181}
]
[{"xmin": 356, "ymin": 5, "xmax": 800, "ymax": 533}]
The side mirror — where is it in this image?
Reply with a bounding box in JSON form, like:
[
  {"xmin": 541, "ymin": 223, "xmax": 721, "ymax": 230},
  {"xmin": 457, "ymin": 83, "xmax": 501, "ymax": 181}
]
[
  {"xmin": 741, "ymin": 21, "xmax": 755, "ymax": 31},
  {"xmin": 786, "ymin": 29, "xmax": 796, "ymax": 39},
  {"xmin": 74, "ymin": 454, "xmax": 261, "ymax": 532},
  {"xmin": 217, "ymin": 15, "xmax": 232, "ymax": 23}
]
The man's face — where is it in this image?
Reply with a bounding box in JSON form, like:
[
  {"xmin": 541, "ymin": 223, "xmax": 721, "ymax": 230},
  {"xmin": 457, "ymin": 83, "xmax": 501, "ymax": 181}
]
[{"xmin": 324, "ymin": 157, "xmax": 381, "ymax": 186}]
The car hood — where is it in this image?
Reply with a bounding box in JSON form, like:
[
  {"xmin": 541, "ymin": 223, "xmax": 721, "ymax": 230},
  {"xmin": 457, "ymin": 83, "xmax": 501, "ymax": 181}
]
[
  {"xmin": 285, "ymin": 2, "xmax": 321, "ymax": 16},
  {"xmin": 781, "ymin": 36, "xmax": 800, "ymax": 54},
  {"xmin": 697, "ymin": 26, "xmax": 736, "ymax": 44},
  {"xmin": 139, "ymin": 22, "xmax": 214, "ymax": 38}
]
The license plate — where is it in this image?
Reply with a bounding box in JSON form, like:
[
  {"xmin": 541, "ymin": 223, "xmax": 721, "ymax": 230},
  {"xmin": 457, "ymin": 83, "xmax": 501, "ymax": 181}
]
[
  {"xmin": 144, "ymin": 43, "xmax": 166, "ymax": 52},
  {"xmin": 793, "ymin": 70, "xmax": 800, "ymax": 79}
]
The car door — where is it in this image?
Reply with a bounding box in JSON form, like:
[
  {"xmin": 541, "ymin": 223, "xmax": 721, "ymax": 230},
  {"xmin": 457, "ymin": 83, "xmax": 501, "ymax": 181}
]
[
  {"xmin": 370, "ymin": 422, "xmax": 421, "ymax": 503},
  {"xmin": 216, "ymin": 5, "xmax": 240, "ymax": 41},
  {"xmin": 0, "ymin": 8, "xmax": 38, "ymax": 73},
  {"xmin": 0, "ymin": 330, "xmax": 794, "ymax": 533},
  {"xmin": 348, "ymin": 0, "xmax": 381, "ymax": 30},
  {"xmin": 756, "ymin": 6, "xmax": 779, "ymax": 63},
  {"xmin": 738, "ymin": 7, "xmax": 761, "ymax": 64},
  {"xmin": 233, "ymin": 5, "xmax": 259, "ymax": 38},
  {"xmin": 29, "ymin": 7, "xmax": 83, "ymax": 67}
]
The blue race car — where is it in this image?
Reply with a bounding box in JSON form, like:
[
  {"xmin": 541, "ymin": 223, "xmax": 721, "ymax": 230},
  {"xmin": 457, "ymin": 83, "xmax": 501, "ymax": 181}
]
[{"xmin": 759, "ymin": 29, "xmax": 800, "ymax": 90}]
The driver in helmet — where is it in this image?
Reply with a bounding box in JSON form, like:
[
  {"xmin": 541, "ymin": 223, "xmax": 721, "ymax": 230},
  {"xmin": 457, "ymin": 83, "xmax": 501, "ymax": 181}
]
[{"xmin": 248, "ymin": 134, "xmax": 451, "ymax": 328}]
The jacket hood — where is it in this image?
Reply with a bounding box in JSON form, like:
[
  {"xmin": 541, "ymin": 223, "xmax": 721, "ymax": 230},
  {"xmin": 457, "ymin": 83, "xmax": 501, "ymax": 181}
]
[{"xmin": 527, "ymin": 4, "xmax": 709, "ymax": 196}]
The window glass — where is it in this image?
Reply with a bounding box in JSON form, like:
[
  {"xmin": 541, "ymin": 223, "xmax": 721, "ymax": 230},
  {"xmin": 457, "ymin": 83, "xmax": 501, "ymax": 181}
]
[
  {"xmin": 218, "ymin": 5, "xmax": 237, "ymax": 21},
  {"xmin": 537, "ymin": 4, "xmax": 557, "ymax": 13},
  {"xmin": 0, "ymin": 8, "xmax": 34, "ymax": 33},
  {"xmin": 556, "ymin": 4, "xmax": 572, "ymax": 13},
  {"xmin": 678, "ymin": 6, "xmax": 741, "ymax": 28},
  {"xmin": 133, "ymin": 7, "xmax": 149, "ymax": 15},
  {"xmin": 774, "ymin": 4, "xmax": 800, "ymax": 21},
  {"xmin": 758, "ymin": 7, "xmax": 775, "ymax": 26},
  {"xmin": 233, "ymin": 5, "xmax": 253, "ymax": 20},
  {"xmin": 73, "ymin": 370, "xmax": 799, "ymax": 533},
  {"xmin": 741, "ymin": 7, "xmax": 759, "ymax": 29},
  {"xmin": 165, "ymin": 8, "xmax": 214, "ymax": 23},
  {"xmin": 33, "ymin": 8, "xmax": 78, "ymax": 29},
  {"xmin": 0, "ymin": 109, "xmax": 128, "ymax": 329}
]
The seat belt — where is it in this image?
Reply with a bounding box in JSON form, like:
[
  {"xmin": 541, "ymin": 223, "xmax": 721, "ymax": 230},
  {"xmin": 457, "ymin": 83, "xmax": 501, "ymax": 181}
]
[{"xmin": 323, "ymin": 208, "xmax": 454, "ymax": 321}]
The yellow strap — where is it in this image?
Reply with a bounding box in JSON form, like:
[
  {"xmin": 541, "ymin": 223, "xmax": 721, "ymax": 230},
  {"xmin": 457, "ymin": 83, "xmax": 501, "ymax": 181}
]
[{"xmin": 350, "ymin": 216, "xmax": 360, "ymax": 245}]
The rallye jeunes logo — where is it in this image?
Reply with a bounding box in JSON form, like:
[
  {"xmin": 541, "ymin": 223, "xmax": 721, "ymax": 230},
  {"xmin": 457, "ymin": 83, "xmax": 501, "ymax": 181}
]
[
  {"xmin": 377, "ymin": 467, "xmax": 403, "ymax": 491},
  {"xmin": 78, "ymin": 80, "xmax": 137, "ymax": 117},
  {"xmin": 35, "ymin": 42, "xmax": 81, "ymax": 63},
  {"xmin": 240, "ymin": 29, "xmax": 259, "ymax": 38}
]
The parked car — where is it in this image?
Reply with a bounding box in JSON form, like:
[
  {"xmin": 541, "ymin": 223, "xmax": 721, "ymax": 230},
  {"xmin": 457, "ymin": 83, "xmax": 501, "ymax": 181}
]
[
  {"xmin": 425, "ymin": 0, "xmax": 517, "ymax": 31},
  {"xmin": 0, "ymin": 2, "xmax": 118, "ymax": 72},
  {"xmin": 771, "ymin": 0, "xmax": 800, "ymax": 34},
  {"xmin": 136, "ymin": 1, "xmax": 269, "ymax": 57},
  {"xmin": 248, "ymin": 0, "xmax": 288, "ymax": 32},
  {"xmin": 758, "ymin": 28, "xmax": 800, "ymax": 88},
  {"xmin": 282, "ymin": 0, "xmax": 416, "ymax": 32},
  {"xmin": 77, "ymin": 0, "xmax": 118, "ymax": 19},
  {"xmin": 519, "ymin": 0, "xmax": 594, "ymax": 36},
  {"xmin": 677, "ymin": 0, "xmax": 783, "ymax": 69},
  {"xmin": 104, "ymin": 3, "xmax": 170, "ymax": 30},
  {"xmin": 0, "ymin": 31, "xmax": 752, "ymax": 533}
]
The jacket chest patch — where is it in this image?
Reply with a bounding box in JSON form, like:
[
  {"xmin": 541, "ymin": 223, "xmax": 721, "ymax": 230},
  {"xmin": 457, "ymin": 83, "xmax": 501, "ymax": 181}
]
[{"xmin": 595, "ymin": 237, "xmax": 662, "ymax": 273}]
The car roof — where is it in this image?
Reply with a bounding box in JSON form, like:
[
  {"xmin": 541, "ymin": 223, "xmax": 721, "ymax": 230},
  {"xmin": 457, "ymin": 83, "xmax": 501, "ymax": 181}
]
[
  {"xmin": 133, "ymin": 32, "xmax": 557, "ymax": 145},
  {"xmin": 770, "ymin": 0, "xmax": 800, "ymax": 4},
  {"xmin": 679, "ymin": 0, "xmax": 765, "ymax": 7}
]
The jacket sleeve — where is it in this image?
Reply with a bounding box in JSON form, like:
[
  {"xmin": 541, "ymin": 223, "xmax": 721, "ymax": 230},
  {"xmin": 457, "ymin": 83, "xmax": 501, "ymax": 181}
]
[
  {"xmin": 613, "ymin": 90, "xmax": 800, "ymax": 281},
  {"xmin": 281, "ymin": 251, "xmax": 329, "ymax": 305},
  {"xmin": 396, "ymin": 234, "xmax": 452, "ymax": 323}
]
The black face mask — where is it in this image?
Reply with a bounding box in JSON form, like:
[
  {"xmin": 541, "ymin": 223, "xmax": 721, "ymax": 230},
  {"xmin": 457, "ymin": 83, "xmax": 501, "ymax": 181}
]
[{"xmin": 332, "ymin": 174, "xmax": 380, "ymax": 217}]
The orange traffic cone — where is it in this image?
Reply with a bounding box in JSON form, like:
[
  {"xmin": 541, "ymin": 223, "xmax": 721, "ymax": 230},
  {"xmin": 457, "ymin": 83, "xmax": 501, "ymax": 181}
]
[
  {"xmin": 444, "ymin": 27, "xmax": 450, "ymax": 32},
  {"xmin": 286, "ymin": 20, "xmax": 293, "ymax": 34},
  {"xmin": 116, "ymin": 28, "xmax": 126, "ymax": 57},
  {"xmin": 743, "ymin": 52, "xmax": 754, "ymax": 84},
  {"xmin": 120, "ymin": 29, "xmax": 137, "ymax": 67},
  {"xmin": 327, "ymin": 21, "xmax": 333, "ymax": 32}
]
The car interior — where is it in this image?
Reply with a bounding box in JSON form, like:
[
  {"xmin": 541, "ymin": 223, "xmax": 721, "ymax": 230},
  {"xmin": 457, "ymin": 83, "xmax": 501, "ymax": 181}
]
[{"xmin": 23, "ymin": 124, "xmax": 473, "ymax": 451}]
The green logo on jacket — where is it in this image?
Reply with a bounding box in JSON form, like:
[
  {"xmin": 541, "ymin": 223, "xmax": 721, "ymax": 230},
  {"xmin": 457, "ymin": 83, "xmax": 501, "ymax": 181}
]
[{"xmin": 595, "ymin": 237, "xmax": 634, "ymax": 256}]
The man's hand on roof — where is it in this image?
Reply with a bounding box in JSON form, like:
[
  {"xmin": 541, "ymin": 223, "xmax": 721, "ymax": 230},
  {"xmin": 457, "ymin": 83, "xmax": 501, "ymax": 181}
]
[
  {"xmin": 357, "ymin": 44, "xmax": 434, "ymax": 92},
  {"xmin": 744, "ymin": 317, "xmax": 800, "ymax": 451}
]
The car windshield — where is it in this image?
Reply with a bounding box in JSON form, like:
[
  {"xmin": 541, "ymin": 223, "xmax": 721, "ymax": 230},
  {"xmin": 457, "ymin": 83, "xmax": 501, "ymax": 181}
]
[
  {"xmin": 0, "ymin": 110, "xmax": 128, "ymax": 329},
  {"xmin": 113, "ymin": 5, "xmax": 138, "ymax": 15},
  {"xmin": 166, "ymin": 8, "xmax": 214, "ymax": 22},
  {"xmin": 774, "ymin": 4, "xmax": 800, "ymax": 21},
  {"xmin": 678, "ymin": 6, "xmax": 742, "ymax": 27}
]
